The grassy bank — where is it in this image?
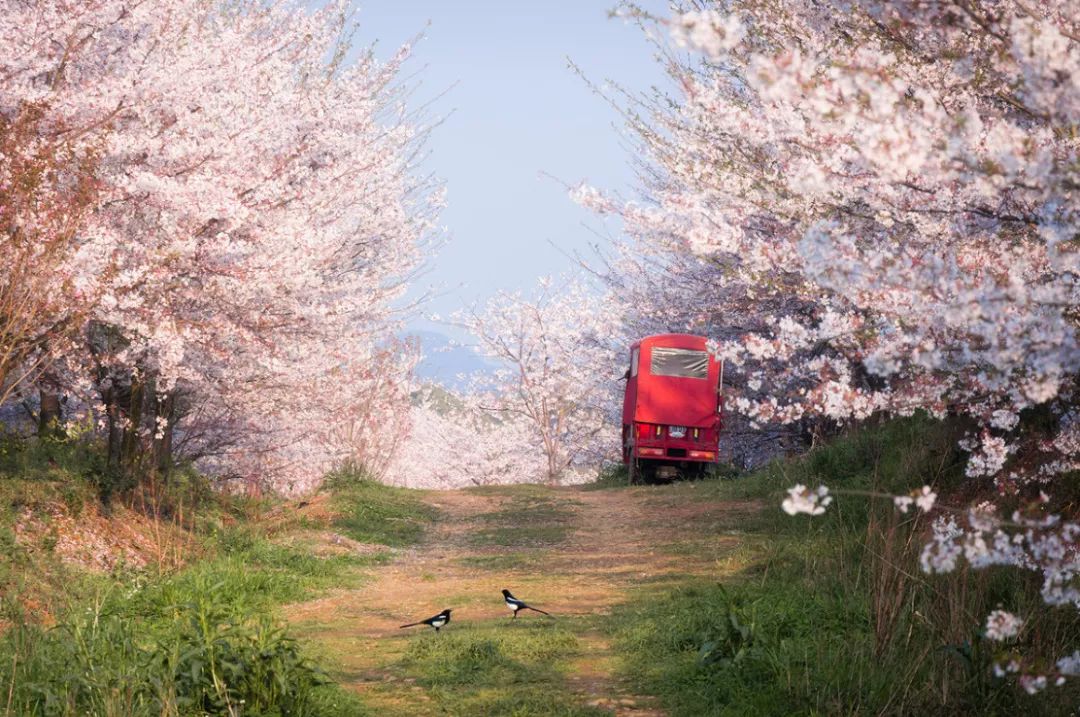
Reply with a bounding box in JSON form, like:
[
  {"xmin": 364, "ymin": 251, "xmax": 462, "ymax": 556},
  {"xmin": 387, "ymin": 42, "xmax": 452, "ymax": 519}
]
[
  {"xmin": 605, "ymin": 415, "xmax": 1080, "ymax": 716},
  {"xmin": 0, "ymin": 437, "xmax": 435, "ymax": 716}
]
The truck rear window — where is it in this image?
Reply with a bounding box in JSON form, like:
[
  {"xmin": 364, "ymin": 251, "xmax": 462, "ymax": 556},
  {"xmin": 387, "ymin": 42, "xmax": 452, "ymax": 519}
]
[{"xmin": 649, "ymin": 347, "xmax": 708, "ymax": 379}]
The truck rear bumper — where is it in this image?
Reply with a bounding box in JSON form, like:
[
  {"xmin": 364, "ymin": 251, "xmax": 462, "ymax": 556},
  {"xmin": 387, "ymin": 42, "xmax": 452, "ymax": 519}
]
[{"xmin": 632, "ymin": 446, "xmax": 716, "ymax": 462}]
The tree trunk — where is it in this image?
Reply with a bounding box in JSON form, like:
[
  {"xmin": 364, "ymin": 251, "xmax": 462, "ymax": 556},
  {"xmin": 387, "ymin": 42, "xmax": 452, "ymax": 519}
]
[
  {"xmin": 104, "ymin": 385, "xmax": 123, "ymax": 470},
  {"xmin": 38, "ymin": 388, "xmax": 62, "ymax": 438}
]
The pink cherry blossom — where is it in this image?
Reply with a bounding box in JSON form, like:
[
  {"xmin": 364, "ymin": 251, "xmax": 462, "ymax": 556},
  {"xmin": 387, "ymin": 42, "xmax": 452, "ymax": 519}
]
[{"xmin": 1, "ymin": 1, "xmax": 440, "ymax": 491}]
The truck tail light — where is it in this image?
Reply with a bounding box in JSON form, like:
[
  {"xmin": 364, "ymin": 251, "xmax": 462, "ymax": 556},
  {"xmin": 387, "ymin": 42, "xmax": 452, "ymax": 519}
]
[
  {"xmin": 688, "ymin": 450, "xmax": 715, "ymax": 460},
  {"xmin": 638, "ymin": 447, "xmax": 664, "ymax": 457}
]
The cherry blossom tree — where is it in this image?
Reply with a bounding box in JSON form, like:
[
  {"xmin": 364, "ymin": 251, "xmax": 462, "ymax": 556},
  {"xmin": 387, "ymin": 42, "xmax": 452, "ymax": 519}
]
[
  {"xmin": 0, "ymin": 102, "xmax": 100, "ymax": 423},
  {"xmin": 588, "ymin": 0, "xmax": 1080, "ymax": 476},
  {"xmin": 322, "ymin": 339, "xmax": 420, "ymax": 482},
  {"xmin": 384, "ymin": 393, "xmax": 548, "ymax": 489},
  {"xmin": 580, "ymin": 0, "xmax": 1079, "ymax": 693},
  {"xmin": 453, "ymin": 277, "xmax": 622, "ymax": 483},
  {"xmin": 0, "ymin": 0, "xmax": 439, "ymax": 492}
]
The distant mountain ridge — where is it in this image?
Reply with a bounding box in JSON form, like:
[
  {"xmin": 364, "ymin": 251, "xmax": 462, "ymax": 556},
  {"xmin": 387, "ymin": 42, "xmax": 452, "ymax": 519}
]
[{"xmin": 406, "ymin": 330, "xmax": 491, "ymax": 389}]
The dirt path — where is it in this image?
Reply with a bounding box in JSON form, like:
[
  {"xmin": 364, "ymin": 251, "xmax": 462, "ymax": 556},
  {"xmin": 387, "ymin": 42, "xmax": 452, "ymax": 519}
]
[{"xmin": 287, "ymin": 484, "xmax": 746, "ymax": 716}]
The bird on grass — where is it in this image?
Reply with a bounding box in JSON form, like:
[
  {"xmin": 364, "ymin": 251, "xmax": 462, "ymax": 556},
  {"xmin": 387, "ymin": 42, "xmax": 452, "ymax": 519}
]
[
  {"xmin": 400, "ymin": 608, "xmax": 452, "ymax": 633},
  {"xmin": 502, "ymin": 589, "xmax": 551, "ymax": 619}
]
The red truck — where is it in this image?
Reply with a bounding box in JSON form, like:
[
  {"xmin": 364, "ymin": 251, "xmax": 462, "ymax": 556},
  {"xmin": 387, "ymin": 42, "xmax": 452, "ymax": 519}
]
[{"xmin": 621, "ymin": 334, "xmax": 723, "ymax": 482}]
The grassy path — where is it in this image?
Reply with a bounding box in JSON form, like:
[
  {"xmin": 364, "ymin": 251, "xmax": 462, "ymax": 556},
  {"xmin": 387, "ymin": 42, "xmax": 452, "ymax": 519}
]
[{"xmin": 286, "ymin": 483, "xmax": 751, "ymax": 716}]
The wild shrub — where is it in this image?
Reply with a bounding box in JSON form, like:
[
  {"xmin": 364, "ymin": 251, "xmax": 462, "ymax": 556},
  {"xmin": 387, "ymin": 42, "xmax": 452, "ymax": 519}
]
[
  {"xmin": 0, "ymin": 580, "xmax": 347, "ymax": 716},
  {"xmin": 153, "ymin": 588, "xmax": 330, "ymax": 716}
]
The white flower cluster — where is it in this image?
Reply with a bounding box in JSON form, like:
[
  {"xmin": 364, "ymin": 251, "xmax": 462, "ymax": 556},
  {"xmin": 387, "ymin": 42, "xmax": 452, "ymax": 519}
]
[
  {"xmin": 985, "ymin": 610, "xmax": 1024, "ymax": 641},
  {"xmin": 1057, "ymin": 651, "xmax": 1080, "ymax": 676},
  {"xmin": 964, "ymin": 434, "xmax": 1012, "ymax": 478},
  {"xmin": 781, "ymin": 484, "xmax": 938, "ymax": 518},
  {"xmin": 893, "ymin": 486, "xmax": 936, "ymax": 514},
  {"xmin": 915, "ymin": 499, "xmax": 1080, "ymax": 692},
  {"xmin": 1019, "ymin": 674, "xmax": 1050, "ymax": 695},
  {"xmin": 920, "ymin": 516, "xmax": 965, "ymax": 573},
  {"xmin": 919, "ymin": 504, "xmax": 1080, "ymax": 606},
  {"xmin": 670, "ymin": 11, "xmax": 745, "ymax": 59},
  {"xmin": 781, "ymin": 484, "xmax": 832, "ymax": 515}
]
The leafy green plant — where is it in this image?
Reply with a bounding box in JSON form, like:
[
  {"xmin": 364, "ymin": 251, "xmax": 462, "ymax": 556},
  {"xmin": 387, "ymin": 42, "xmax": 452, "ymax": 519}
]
[
  {"xmin": 155, "ymin": 584, "xmax": 331, "ymax": 716},
  {"xmin": 697, "ymin": 588, "xmax": 757, "ymax": 667}
]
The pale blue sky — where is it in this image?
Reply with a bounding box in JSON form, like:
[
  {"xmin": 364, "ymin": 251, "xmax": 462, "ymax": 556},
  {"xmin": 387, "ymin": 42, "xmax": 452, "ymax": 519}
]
[{"xmin": 345, "ymin": 1, "xmax": 671, "ymax": 334}]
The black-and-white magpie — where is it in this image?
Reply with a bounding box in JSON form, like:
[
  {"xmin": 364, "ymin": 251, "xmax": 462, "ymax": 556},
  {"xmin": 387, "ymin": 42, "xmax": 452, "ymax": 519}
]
[
  {"xmin": 399, "ymin": 608, "xmax": 452, "ymax": 632},
  {"xmin": 502, "ymin": 589, "xmax": 551, "ymax": 618}
]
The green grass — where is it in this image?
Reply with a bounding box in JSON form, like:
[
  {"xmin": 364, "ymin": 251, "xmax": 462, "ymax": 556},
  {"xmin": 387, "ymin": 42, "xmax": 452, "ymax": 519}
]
[
  {"xmin": 0, "ymin": 437, "xmax": 142, "ymax": 618},
  {"xmin": 0, "ymin": 441, "xmax": 434, "ymax": 716},
  {"xmin": 0, "ymin": 520, "xmax": 373, "ymax": 716},
  {"xmin": 399, "ymin": 621, "xmax": 604, "ymax": 715},
  {"xmin": 122, "ymin": 530, "xmax": 376, "ymax": 619},
  {"xmin": 464, "ymin": 488, "xmax": 576, "ymax": 548},
  {"xmin": 583, "ymin": 463, "xmax": 630, "ymax": 490},
  {"xmin": 325, "ymin": 469, "xmax": 437, "ymax": 547},
  {"xmin": 0, "ymin": 434, "xmax": 117, "ymax": 530},
  {"xmin": 610, "ymin": 580, "xmax": 898, "ymax": 716},
  {"xmin": 607, "ymin": 414, "xmax": 1080, "ymax": 716},
  {"xmin": 0, "ymin": 432, "xmax": 104, "ymax": 483}
]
